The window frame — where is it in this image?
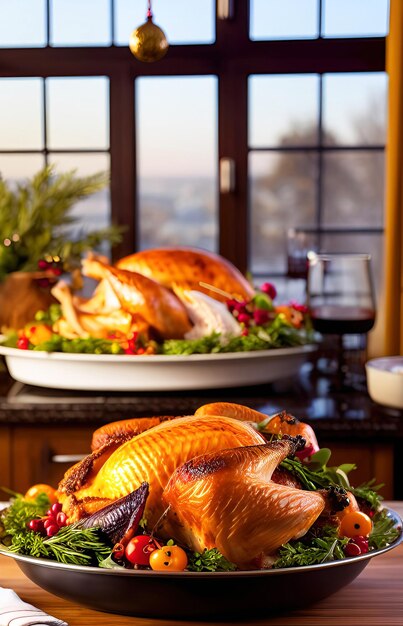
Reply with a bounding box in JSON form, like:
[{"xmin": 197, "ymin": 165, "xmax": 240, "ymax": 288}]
[{"xmin": 0, "ymin": 0, "xmax": 386, "ymax": 272}]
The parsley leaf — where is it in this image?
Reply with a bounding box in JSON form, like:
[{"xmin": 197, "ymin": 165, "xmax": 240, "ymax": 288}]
[{"xmin": 187, "ymin": 548, "xmax": 236, "ymax": 572}]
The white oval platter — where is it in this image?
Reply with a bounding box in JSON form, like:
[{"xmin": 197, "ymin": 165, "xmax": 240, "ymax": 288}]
[{"xmin": 0, "ymin": 344, "xmax": 316, "ymax": 391}]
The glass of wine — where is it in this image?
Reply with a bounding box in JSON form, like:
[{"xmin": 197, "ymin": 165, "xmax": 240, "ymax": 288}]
[{"xmin": 307, "ymin": 253, "xmax": 376, "ymax": 387}]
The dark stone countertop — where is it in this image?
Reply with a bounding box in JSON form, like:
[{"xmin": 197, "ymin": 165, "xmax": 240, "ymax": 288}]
[{"xmin": 0, "ymin": 362, "xmax": 402, "ymax": 444}]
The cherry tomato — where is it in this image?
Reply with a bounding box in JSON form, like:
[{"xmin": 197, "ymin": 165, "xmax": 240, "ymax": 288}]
[
  {"xmin": 339, "ymin": 511, "xmax": 373, "ymax": 538},
  {"xmin": 149, "ymin": 545, "xmax": 188, "ymax": 571},
  {"xmin": 125, "ymin": 535, "xmax": 156, "ymax": 566},
  {"xmin": 25, "ymin": 483, "xmax": 58, "ymax": 505},
  {"xmin": 26, "ymin": 324, "xmax": 53, "ymax": 346}
]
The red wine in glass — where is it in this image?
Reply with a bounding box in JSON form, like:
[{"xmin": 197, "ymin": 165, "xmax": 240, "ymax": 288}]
[
  {"xmin": 310, "ymin": 305, "xmax": 376, "ymax": 335},
  {"xmin": 307, "ymin": 253, "xmax": 376, "ymax": 387}
]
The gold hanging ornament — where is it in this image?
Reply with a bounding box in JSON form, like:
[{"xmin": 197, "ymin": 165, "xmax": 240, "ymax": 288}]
[{"xmin": 129, "ymin": 0, "xmax": 169, "ymax": 63}]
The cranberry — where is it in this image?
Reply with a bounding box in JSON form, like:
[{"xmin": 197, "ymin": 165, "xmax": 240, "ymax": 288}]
[
  {"xmin": 46, "ymin": 524, "xmax": 59, "ymax": 537},
  {"xmin": 253, "ymin": 309, "xmax": 269, "ymax": 325},
  {"xmin": 289, "ymin": 300, "xmax": 308, "ymax": 314},
  {"xmin": 56, "ymin": 512, "xmax": 67, "ymax": 527},
  {"xmin": 226, "ymin": 298, "xmax": 238, "ymax": 312},
  {"xmin": 352, "ymin": 535, "xmax": 369, "ymax": 553},
  {"xmin": 260, "ymin": 282, "xmax": 277, "ymax": 300},
  {"xmin": 51, "ymin": 503, "xmax": 63, "ymax": 515},
  {"xmin": 28, "ymin": 519, "xmax": 40, "ymax": 532},
  {"xmin": 238, "ymin": 313, "xmax": 251, "ymax": 325},
  {"xmin": 17, "ymin": 336, "xmax": 29, "ymax": 350},
  {"xmin": 44, "ymin": 518, "xmax": 54, "ymax": 529},
  {"xmin": 344, "ymin": 542, "xmax": 361, "ymax": 557}
]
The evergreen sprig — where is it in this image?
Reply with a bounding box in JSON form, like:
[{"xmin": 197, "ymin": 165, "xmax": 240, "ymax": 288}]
[
  {"xmin": 0, "ymin": 165, "xmax": 122, "ymax": 280},
  {"xmin": 7, "ymin": 524, "xmax": 112, "ymax": 566}
]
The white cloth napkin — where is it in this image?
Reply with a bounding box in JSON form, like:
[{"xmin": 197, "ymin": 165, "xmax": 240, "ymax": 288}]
[{"xmin": 0, "ymin": 588, "xmax": 67, "ymax": 626}]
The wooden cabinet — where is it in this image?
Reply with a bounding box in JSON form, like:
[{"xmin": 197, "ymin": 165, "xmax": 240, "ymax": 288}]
[
  {"xmin": 0, "ymin": 427, "xmax": 11, "ymax": 498},
  {"xmin": 7, "ymin": 426, "xmax": 94, "ymax": 494}
]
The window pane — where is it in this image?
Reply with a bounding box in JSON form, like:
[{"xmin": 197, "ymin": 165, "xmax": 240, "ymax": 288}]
[
  {"xmin": 249, "ymin": 151, "xmax": 318, "ymax": 274},
  {"xmin": 0, "ymin": 0, "xmax": 46, "ymax": 47},
  {"xmin": 250, "ymin": 0, "xmax": 318, "ymax": 40},
  {"xmin": 0, "ymin": 155, "xmax": 45, "ymax": 187},
  {"xmin": 136, "ymin": 76, "xmax": 218, "ymax": 251},
  {"xmin": 323, "ymin": 151, "xmax": 385, "ymax": 229},
  {"xmin": 0, "ymin": 78, "xmax": 43, "ymax": 150},
  {"xmin": 114, "ymin": 0, "xmax": 215, "ymax": 45},
  {"xmin": 323, "ymin": 73, "xmax": 387, "ymax": 146},
  {"xmin": 322, "ymin": 0, "xmax": 389, "ymax": 38},
  {"xmin": 47, "ymin": 153, "xmax": 110, "ymax": 233},
  {"xmin": 249, "ymin": 75, "xmax": 319, "ymax": 147},
  {"xmin": 50, "ymin": 0, "xmax": 111, "ymax": 46},
  {"xmin": 320, "ymin": 233, "xmax": 383, "ymax": 295},
  {"xmin": 46, "ymin": 78, "xmax": 109, "ymax": 150}
]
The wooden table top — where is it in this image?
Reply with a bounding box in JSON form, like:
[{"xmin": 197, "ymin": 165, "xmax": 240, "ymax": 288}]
[{"xmin": 1, "ymin": 502, "xmax": 402, "ymax": 626}]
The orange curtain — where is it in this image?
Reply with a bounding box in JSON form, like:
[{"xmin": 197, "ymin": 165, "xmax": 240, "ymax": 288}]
[{"xmin": 384, "ymin": 0, "xmax": 403, "ymax": 355}]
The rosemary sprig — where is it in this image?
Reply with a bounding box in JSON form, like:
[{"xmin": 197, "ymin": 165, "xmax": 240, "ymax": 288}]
[{"xmin": 7, "ymin": 524, "xmax": 112, "ymax": 566}]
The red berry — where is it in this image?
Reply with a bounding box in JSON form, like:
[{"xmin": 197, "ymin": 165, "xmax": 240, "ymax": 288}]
[
  {"xmin": 253, "ymin": 309, "xmax": 269, "ymax": 325},
  {"xmin": 56, "ymin": 512, "xmax": 67, "ymax": 527},
  {"xmin": 261, "ymin": 282, "xmax": 277, "ymax": 299},
  {"xmin": 43, "ymin": 518, "xmax": 53, "ymax": 529},
  {"xmin": 28, "ymin": 519, "xmax": 40, "ymax": 532},
  {"xmin": 17, "ymin": 336, "xmax": 29, "ymax": 350},
  {"xmin": 38, "ymin": 259, "xmax": 49, "ymax": 270},
  {"xmin": 352, "ymin": 535, "xmax": 369, "ymax": 553},
  {"xmin": 46, "ymin": 524, "xmax": 59, "ymax": 537},
  {"xmin": 226, "ymin": 298, "xmax": 238, "ymax": 312},
  {"xmin": 238, "ymin": 313, "xmax": 251, "ymax": 325},
  {"xmin": 344, "ymin": 542, "xmax": 361, "ymax": 557},
  {"xmin": 51, "ymin": 502, "xmax": 62, "ymax": 515},
  {"xmin": 234, "ymin": 301, "xmax": 248, "ymax": 313}
]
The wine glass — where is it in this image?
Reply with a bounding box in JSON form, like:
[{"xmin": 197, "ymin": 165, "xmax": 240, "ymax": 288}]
[{"xmin": 307, "ymin": 253, "xmax": 376, "ymax": 387}]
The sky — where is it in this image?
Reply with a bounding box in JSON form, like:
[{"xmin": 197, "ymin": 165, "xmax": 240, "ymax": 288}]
[{"xmin": 0, "ymin": 0, "xmax": 390, "ymax": 178}]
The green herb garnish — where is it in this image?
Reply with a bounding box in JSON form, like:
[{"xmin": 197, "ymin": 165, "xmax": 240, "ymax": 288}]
[
  {"xmin": 187, "ymin": 548, "xmax": 236, "ymax": 572},
  {"xmin": 33, "ymin": 335, "xmax": 123, "ymax": 355},
  {"xmin": 162, "ymin": 319, "xmax": 314, "ymax": 356},
  {"xmin": 369, "ymin": 509, "xmax": 401, "ymax": 550},
  {"xmin": 280, "ymin": 449, "xmax": 356, "ymax": 491},
  {"xmin": 0, "ymin": 491, "xmax": 50, "ymax": 539},
  {"xmin": 351, "ymin": 479, "xmax": 384, "ymax": 511},
  {"xmin": 274, "ymin": 526, "xmax": 349, "ymax": 568},
  {"xmin": 7, "ymin": 524, "xmax": 112, "ymax": 566}
]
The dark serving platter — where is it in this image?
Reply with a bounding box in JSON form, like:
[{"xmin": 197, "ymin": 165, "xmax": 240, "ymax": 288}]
[{"xmin": 1, "ymin": 508, "xmax": 402, "ymax": 621}]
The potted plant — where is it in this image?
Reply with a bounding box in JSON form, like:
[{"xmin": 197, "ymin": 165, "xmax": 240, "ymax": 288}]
[{"xmin": 0, "ymin": 166, "xmax": 122, "ymax": 330}]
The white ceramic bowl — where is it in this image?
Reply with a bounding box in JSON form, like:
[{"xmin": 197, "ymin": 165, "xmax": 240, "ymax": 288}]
[{"xmin": 366, "ymin": 356, "xmax": 403, "ymax": 409}]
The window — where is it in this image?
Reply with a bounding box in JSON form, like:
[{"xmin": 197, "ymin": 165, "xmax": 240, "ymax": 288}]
[{"xmin": 0, "ymin": 0, "xmax": 388, "ymax": 298}]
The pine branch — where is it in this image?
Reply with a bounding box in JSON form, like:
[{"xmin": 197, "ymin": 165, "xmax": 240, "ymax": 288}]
[{"xmin": 0, "ymin": 165, "xmax": 123, "ymax": 280}]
